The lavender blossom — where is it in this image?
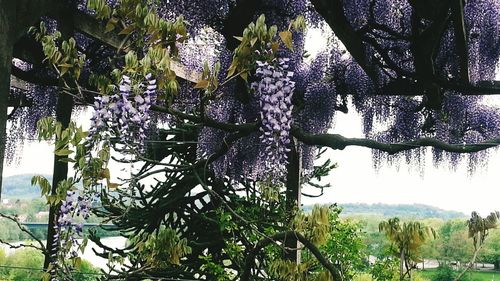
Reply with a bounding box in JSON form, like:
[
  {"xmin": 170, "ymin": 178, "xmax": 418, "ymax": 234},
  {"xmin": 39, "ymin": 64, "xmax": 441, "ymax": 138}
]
[
  {"xmin": 88, "ymin": 74, "xmax": 157, "ymax": 150},
  {"xmin": 251, "ymin": 58, "xmax": 295, "ymax": 182}
]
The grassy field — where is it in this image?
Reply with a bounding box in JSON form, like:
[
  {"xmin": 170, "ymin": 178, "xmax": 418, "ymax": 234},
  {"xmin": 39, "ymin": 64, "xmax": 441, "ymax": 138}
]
[{"xmin": 419, "ymin": 269, "xmax": 500, "ymax": 281}]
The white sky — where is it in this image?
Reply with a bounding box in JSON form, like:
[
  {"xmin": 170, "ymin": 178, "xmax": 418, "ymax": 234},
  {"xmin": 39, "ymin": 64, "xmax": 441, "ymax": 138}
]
[
  {"xmin": 3, "ymin": 28, "xmax": 500, "ymax": 216},
  {"xmin": 301, "ymin": 111, "xmax": 500, "ymax": 216},
  {"xmin": 5, "ymin": 103, "xmax": 500, "ymax": 216}
]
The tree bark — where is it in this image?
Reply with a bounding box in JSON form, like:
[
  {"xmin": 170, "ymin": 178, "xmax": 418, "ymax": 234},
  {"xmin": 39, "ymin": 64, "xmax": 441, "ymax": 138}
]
[
  {"xmin": 43, "ymin": 3, "xmax": 75, "ymax": 269},
  {"xmin": 400, "ymin": 250, "xmax": 405, "ymax": 281},
  {"xmin": 43, "ymin": 91, "xmax": 74, "ymax": 270},
  {"xmin": 0, "ymin": 2, "xmax": 15, "ymax": 199},
  {"xmin": 285, "ymin": 138, "xmax": 302, "ymax": 263},
  {"xmin": 453, "ymin": 246, "xmax": 482, "ymax": 281}
]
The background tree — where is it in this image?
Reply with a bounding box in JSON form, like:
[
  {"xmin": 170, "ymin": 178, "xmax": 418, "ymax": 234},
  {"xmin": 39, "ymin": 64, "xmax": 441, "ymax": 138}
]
[
  {"xmin": 379, "ymin": 217, "xmax": 436, "ymax": 280},
  {"xmin": 454, "ymin": 211, "xmax": 500, "ymax": 281},
  {"xmin": 478, "ymin": 229, "xmax": 500, "ymax": 269}
]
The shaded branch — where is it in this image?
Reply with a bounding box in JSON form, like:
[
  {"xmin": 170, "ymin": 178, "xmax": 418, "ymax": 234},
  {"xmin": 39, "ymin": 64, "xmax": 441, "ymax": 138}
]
[
  {"xmin": 151, "ymin": 105, "xmax": 258, "ymax": 133},
  {"xmin": 11, "ymin": 65, "xmax": 58, "ymax": 87},
  {"xmin": 72, "ymin": 11, "xmax": 200, "ymax": 82},
  {"xmin": 292, "ymin": 126, "xmax": 500, "ymax": 155},
  {"xmin": 310, "ymin": 0, "xmax": 378, "ymax": 82},
  {"xmin": 381, "ymin": 78, "xmax": 500, "ymax": 96},
  {"xmin": 451, "ymin": 0, "xmax": 469, "ymax": 83},
  {"xmin": 221, "ymin": 0, "xmax": 263, "ymax": 50},
  {"xmin": 0, "ymin": 213, "xmax": 47, "ymax": 255}
]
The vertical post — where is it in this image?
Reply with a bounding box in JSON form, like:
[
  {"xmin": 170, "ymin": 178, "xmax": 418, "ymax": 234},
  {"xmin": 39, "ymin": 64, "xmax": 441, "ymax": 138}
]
[
  {"xmin": 0, "ymin": 2, "xmax": 14, "ymax": 199},
  {"xmin": 43, "ymin": 92, "xmax": 74, "ymax": 270},
  {"xmin": 285, "ymin": 137, "xmax": 302, "ymax": 263},
  {"xmin": 43, "ymin": 3, "xmax": 75, "ymax": 270}
]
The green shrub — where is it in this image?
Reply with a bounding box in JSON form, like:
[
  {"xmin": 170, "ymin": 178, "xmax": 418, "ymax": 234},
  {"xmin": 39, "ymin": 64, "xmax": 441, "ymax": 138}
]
[
  {"xmin": 431, "ymin": 265, "xmax": 476, "ymax": 281},
  {"xmin": 73, "ymin": 259, "xmax": 101, "ymax": 281},
  {"xmin": 5, "ymin": 248, "xmax": 44, "ymax": 281},
  {"xmin": 413, "ymin": 271, "xmax": 431, "ymax": 281},
  {"xmin": 354, "ymin": 273, "xmax": 374, "ymax": 281}
]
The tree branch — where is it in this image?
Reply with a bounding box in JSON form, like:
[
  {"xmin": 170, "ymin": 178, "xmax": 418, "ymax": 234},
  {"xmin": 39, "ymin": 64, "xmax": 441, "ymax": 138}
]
[
  {"xmin": 310, "ymin": 0, "xmax": 377, "ymax": 82},
  {"xmin": 0, "ymin": 213, "xmax": 47, "ymax": 255},
  {"xmin": 292, "ymin": 126, "xmax": 500, "ymax": 155},
  {"xmin": 240, "ymin": 231, "xmax": 342, "ymax": 281},
  {"xmin": 72, "ymin": 11, "xmax": 201, "ymax": 82},
  {"xmin": 11, "ymin": 65, "xmax": 58, "ymax": 87},
  {"xmin": 381, "ymin": 78, "xmax": 500, "ymax": 96},
  {"xmin": 151, "ymin": 105, "xmax": 258, "ymax": 133},
  {"xmin": 451, "ymin": 0, "xmax": 469, "ymax": 83}
]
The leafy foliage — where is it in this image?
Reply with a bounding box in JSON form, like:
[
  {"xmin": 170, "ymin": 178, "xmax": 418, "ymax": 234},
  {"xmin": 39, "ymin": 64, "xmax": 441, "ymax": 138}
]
[{"xmin": 379, "ymin": 218, "xmax": 436, "ymax": 280}]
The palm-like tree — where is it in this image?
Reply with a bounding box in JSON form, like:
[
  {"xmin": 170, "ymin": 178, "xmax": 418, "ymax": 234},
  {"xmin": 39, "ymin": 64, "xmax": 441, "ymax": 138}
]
[
  {"xmin": 453, "ymin": 211, "xmax": 500, "ymax": 281},
  {"xmin": 379, "ymin": 218, "xmax": 436, "ymax": 281}
]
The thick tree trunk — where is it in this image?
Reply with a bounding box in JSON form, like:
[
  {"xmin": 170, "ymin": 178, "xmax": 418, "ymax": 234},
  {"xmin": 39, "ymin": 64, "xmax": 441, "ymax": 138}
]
[
  {"xmin": 285, "ymin": 138, "xmax": 302, "ymax": 263},
  {"xmin": 0, "ymin": 3, "xmax": 14, "ymax": 199}
]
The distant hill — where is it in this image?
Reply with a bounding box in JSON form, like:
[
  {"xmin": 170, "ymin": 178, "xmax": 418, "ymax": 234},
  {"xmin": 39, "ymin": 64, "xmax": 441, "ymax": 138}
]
[
  {"xmin": 0, "ymin": 175, "xmax": 469, "ymax": 220},
  {"xmin": 1, "ymin": 174, "xmax": 51, "ymax": 199},
  {"xmin": 303, "ymin": 203, "xmax": 467, "ymax": 220}
]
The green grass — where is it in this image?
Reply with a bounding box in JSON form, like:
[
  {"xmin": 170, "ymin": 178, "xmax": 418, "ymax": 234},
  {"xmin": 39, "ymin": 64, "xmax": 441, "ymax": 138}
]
[{"xmin": 419, "ymin": 269, "xmax": 500, "ymax": 281}]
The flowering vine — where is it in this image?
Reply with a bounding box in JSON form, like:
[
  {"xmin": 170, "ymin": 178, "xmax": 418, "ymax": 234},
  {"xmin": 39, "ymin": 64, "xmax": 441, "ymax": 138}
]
[
  {"xmin": 89, "ymin": 73, "xmax": 157, "ymax": 150},
  {"xmin": 251, "ymin": 58, "xmax": 295, "ymax": 181}
]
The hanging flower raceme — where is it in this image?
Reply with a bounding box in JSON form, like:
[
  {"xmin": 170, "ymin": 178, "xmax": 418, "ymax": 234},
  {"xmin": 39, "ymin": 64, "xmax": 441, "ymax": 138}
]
[
  {"xmin": 88, "ymin": 74, "xmax": 157, "ymax": 150},
  {"xmin": 251, "ymin": 58, "xmax": 295, "ymax": 182},
  {"xmin": 49, "ymin": 190, "xmax": 100, "ymax": 276}
]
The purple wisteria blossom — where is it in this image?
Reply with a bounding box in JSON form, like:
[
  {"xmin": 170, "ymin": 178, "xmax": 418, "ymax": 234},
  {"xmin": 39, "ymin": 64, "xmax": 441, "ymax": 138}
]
[
  {"xmin": 251, "ymin": 58, "xmax": 295, "ymax": 181},
  {"xmin": 88, "ymin": 74, "xmax": 157, "ymax": 149},
  {"xmin": 49, "ymin": 190, "xmax": 99, "ymax": 277}
]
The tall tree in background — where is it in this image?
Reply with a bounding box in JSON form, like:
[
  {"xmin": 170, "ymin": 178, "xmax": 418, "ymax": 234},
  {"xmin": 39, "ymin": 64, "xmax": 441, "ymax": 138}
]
[
  {"xmin": 454, "ymin": 211, "xmax": 500, "ymax": 281},
  {"xmin": 379, "ymin": 218, "xmax": 436, "ymax": 280}
]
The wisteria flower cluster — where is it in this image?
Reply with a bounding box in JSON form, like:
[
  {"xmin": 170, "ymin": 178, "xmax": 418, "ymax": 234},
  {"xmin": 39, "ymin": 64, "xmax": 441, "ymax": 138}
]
[
  {"xmin": 50, "ymin": 190, "xmax": 99, "ymax": 273},
  {"xmin": 89, "ymin": 74, "xmax": 157, "ymax": 149},
  {"xmin": 251, "ymin": 58, "xmax": 295, "ymax": 182}
]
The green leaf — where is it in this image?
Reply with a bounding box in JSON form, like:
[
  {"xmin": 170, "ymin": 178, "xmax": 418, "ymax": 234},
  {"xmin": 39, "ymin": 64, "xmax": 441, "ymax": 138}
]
[
  {"xmin": 194, "ymin": 80, "xmax": 209, "ymax": 89},
  {"xmin": 279, "ymin": 30, "xmax": 294, "ymax": 51},
  {"xmin": 105, "ymin": 21, "xmax": 116, "ymax": 33},
  {"xmin": 58, "ymin": 63, "xmax": 73, "ymax": 68},
  {"xmin": 54, "ymin": 149, "xmax": 74, "ymax": 156},
  {"xmin": 240, "ymin": 71, "xmax": 248, "ymax": 82},
  {"xmin": 73, "ymin": 257, "xmax": 82, "ymax": 269},
  {"xmin": 32, "ymin": 175, "xmax": 52, "ymax": 196},
  {"xmin": 119, "ymin": 25, "xmax": 135, "ymax": 35},
  {"xmin": 226, "ymin": 61, "xmax": 238, "ymax": 78},
  {"xmin": 58, "ymin": 157, "xmax": 76, "ymax": 163},
  {"xmin": 250, "ymin": 37, "xmax": 258, "ymax": 47}
]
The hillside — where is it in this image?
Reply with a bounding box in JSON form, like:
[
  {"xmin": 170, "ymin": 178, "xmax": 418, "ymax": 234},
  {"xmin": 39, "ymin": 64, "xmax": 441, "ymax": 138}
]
[
  {"xmin": 1, "ymin": 174, "xmax": 50, "ymax": 199},
  {"xmin": 304, "ymin": 203, "xmax": 467, "ymax": 220},
  {"xmin": 2, "ymin": 174, "xmax": 467, "ymax": 220}
]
